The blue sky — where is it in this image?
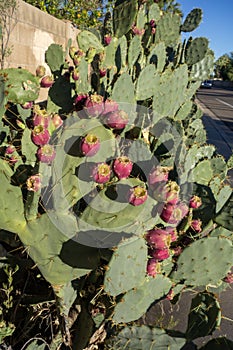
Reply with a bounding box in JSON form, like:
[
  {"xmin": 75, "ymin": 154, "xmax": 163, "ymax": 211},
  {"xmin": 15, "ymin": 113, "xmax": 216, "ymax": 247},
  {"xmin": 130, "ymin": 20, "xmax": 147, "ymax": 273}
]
[{"xmin": 180, "ymin": 1, "xmax": 233, "ymax": 60}]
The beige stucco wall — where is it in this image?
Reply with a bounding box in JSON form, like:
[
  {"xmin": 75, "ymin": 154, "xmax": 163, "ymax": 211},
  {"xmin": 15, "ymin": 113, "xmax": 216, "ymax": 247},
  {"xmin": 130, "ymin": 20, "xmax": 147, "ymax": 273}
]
[{"xmin": 5, "ymin": 0, "xmax": 80, "ymax": 74}]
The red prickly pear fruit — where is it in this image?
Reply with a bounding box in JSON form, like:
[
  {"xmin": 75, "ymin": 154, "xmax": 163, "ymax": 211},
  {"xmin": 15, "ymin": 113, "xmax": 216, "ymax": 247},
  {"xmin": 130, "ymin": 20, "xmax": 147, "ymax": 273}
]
[
  {"xmin": 102, "ymin": 99, "xmax": 119, "ymax": 115},
  {"xmin": 26, "ymin": 174, "xmax": 41, "ymax": 192},
  {"xmin": 132, "ymin": 25, "xmax": 145, "ymax": 36},
  {"xmin": 69, "ymin": 46, "xmax": 77, "ymax": 59},
  {"xmin": 172, "ymin": 246, "xmax": 183, "ymax": 257},
  {"xmin": 224, "ymin": 268, "xmax": 233, "ymax": 283},
  {"xmin": 161, "ymin": 202, "xmax": 189, "ymax": 225},
  {"xmin": 145, "ymin": 228, "xmax": 171, "ymax": 250},
  {"xmin": 105, "ymin": 110, "xmax": 129, "ymax": 129},
  {"xmin": 164, "ymin": 181, "xmax": 180, "ymax": 204},
  {"xmin": 148, "ymin": 166, "xmax": 170, "ymax": 186},
  {"xmin": 128, "ymin": 186, "xmax": 148, "ymax": 206},
  {"xmin": 150, "ymin": 248, "xmax": 170, "ymax": 261},
  {"xmin": 40, "ymin": 75, "xmax": 54, "ymax": 88},
  {"xmin": 84, "ymin": 94, "xmax": 104, "ymax": 117},
  {"xmin": 74, "ymin": 94, "xmax": 88, "ymax": 111},
  {"xmin": 189, "ymin": 195, "xmax": 202, "ymax": 209},
  {"xmin": 31, "ymin": 125, "xmax": 50, "ymax": 146},
  {"xmin": 8, "ymin": 155, "xmax": 19, "ymax": 165},
  {"xmin": 50, "ymin": 114, "xmax": 63, "ymax": 129},
  {"xmin": 99, "ymin": 68, "xmax": 107, "ymax": 77},
  {"xmin": 72, "ymin": 68, "xmax": 79, "ymax": 81},
  {"xmin": 113, "ymin": 157, "xmax": 133, "ymax": 179},
  {"xmin": 80, "ymin": 134, "xmax": 100, "ymax": 157},
  {"xmin": 21, "ymin": 101, "xmax": 33, "ymax": 109},
  {"xmin": 166, "ymin": 288, "xmax": 175, "ymax": 301},
  {"xmin": 146, "ymin": 258, "xmax": 159, "ymax": 277},
  {"xmin": 150, "ymin": 19, "xmax": 156, "ymax": 27},
  {"xmin": 191, "ymin": 219, "xmax": 202, "ymax": 233},
  {"xmin": 33, "ymin": 105, "xmax": 51, "ymax": 128},
  {"xmin": 5, "ymin": 145, "xmax": 15, "ymax": 155},
  {"xmin": 104, "ymin": 35, "xmax": 112, "ymax": 45},
  {"xmin": 37, "ymin": 144, "xmax": 56, "ymax": 164},
  {"xmin": 92, "ymin": 163, "xmax": 111, "ymax": 184},
  {"xmin": 36, "ymin": 65, "xmax": 46, "ymax": 77}
]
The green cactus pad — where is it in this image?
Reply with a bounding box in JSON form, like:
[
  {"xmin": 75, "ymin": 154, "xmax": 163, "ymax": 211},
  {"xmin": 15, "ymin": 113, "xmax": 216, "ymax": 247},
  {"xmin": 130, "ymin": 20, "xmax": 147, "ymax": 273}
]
[
  {"xmin": 21, "ymin": 127, "xmax": 38, "ymax": 166},
  {"xmin": 171, "ymin": 237, "xmax": 233, "ymax": 287},
  {"xmin": 148, "ymin": 3, "xmax": 161, "ymax": 23},
  {"xmin": 155, "ymin": 12, "xmax": 181, "ymax": 47},
  {"xmin": 0, "ymin": 159, "xmax": 25, "ymax": 233},
  {"xmin": 181, "ymin": 8, "xmax": 203, "ymax": 33},
  {"xmin": 112, "ymin": 72, "xmax": 135, "ymax": 104},
  {"xmin": 147, "ymin": 42, "xmax": 166, "ymax": 73},
  {"xmin": 104, "ymin": 236, "xmax": 147, "ymax": 297},
  {"xmin": 106, "ymin": 325, "xmax": 186, "ymax": 349},
  {"xmin": 153, "ymin": 64, "xmax": 188, "ymax": 119},
  {"xmin": 185, "ymin": 291, "xmax": 221, "ymax": 341},
  {"xmin": 214, "ymin": 192, "xmax": 233, "ymax": 231},
  {"xmin": 190, "ymin": 52, "xmax": 214, "ymax": 81},
  {"xmin": 112, "ymin": 275, "xmax": 172, "ymax": 323},
  {"xmin": 185, "ymin": 37, "xmax": 209, "ymax": 66},
  {"xmin": 128, "ymin": 35, "xmax": 142, "ymax": 70},
  {"xmin": 136, "ymin": 65, "xmax": 159, "ymax": 100},
  {"xmin": 0, "ymin": 68, "xmax": 40, "ymax": 104},
  {"xmin": 45, "ymin": 43, "xmax": 65, "ymax": 73},
  {"xmin": 77, "ymin": 30, "xmax": 103, "ymax": 52},
  {"xmin": 113, "ymin": 0, "xmax": 137, "ymax": 38}
]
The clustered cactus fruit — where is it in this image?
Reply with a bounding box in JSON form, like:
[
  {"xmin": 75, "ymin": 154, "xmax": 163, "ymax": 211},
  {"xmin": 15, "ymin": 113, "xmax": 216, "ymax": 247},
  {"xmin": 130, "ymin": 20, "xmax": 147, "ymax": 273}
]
[{"xmin": 0, "ymin": 0, "xmax": 233, "ymax": 349}]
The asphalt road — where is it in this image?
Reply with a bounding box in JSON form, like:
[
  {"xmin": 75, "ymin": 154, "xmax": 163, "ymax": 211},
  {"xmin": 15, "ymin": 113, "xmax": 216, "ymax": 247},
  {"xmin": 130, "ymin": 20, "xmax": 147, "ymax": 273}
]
[{"xmin": 196, "ymin": 86, "xmax": 233, "ymax": 161}]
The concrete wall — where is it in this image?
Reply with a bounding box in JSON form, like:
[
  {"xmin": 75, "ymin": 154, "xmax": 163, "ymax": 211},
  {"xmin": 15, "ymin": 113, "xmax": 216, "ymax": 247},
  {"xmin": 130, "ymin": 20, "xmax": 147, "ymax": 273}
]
[{"xmin": 5, "ymin": 0, "xmax": 80, "ymax": 74}]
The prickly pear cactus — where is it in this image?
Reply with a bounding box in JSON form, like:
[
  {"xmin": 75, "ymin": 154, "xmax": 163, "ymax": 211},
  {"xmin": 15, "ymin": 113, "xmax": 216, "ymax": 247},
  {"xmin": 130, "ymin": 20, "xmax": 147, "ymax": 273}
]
[{"xmin": 0, "ymin": 0, "xmax": 232, "ymax": 348}]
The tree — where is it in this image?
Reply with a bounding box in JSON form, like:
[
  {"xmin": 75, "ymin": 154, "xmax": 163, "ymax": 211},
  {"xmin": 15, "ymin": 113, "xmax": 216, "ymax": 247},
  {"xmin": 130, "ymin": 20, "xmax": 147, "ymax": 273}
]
[
  {"xmin": 23, "ymin": 0, "xmax": 105, "ymax": 28},
  {"xmin": 0, "ymin": 0, "xmax": 18, "ymax": 69},
  {"xmin": 214, "ymin": 52, "xmax": 233, "ymax": 81}
]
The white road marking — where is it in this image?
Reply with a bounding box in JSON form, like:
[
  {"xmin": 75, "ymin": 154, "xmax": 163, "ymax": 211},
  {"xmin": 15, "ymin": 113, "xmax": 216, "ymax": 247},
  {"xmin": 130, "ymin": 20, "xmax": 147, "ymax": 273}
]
[{"xmin": 216, "ymin": 98, "xmax": 233, "ymax": 109}]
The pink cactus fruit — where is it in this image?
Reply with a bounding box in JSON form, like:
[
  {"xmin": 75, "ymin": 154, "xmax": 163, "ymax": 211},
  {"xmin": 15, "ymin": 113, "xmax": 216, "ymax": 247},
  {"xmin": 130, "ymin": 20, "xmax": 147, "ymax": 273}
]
[
  {"xmin": 132, "ymin": 25, "xmax": 145, "ymax": 36},
  {"xmin": 191, "ymin": 219, "xmax": 202, "ymax": 233},
  {"xmin": 166, "ymin": 288, "xmax": 175, "ymax": 301},
  {"xmin": 161, "ymin": 202, "xmax": 189, "ymax": 225},
  {"xmin": 33, "ymin": 105, "xmax": 51, "ymax": 128},
  {"xmin": 26, "ymin": 174, "xmax": 41, "ymax": 192},
  {"xmin": 80, "ymin": 134, "xmax": 100, "ymax": 157},
  {"xmin": 105, "ymin": 110, "xmax": 129, "ymax": 129},
  {"xmin": 145, "ymin": 228, "xmax": 171, "ymax": 250},
  {"xmin": 84, "ymin": 94, "xmax": 104, "ymax": 117},
  {"xmin": 8, "ymin": 155, "xmax": 19, "ymax": 165},
  {"xmin": 146, "ymin": 258, "xmax": 159, "ymax": 277},
  {"xmin": 31, "ymin": 125, "xmax": 50, "ymax": 146},
  {"xmin": 21, "ymin": 101, "xmax": 33, "ymax": 109},
  {"xmin": 224, "ymin": 267, "xmax": 233, "ymax": 283},
  {"xmin": 72, "ymin": 68, "xmax": 79, "ymax": 81},
  {"xmin": 164, "ymin": 181, "xmax": 180, "ymax": 204},
  {"xmin": 99, "ymin": 68, "xmax": 107, "ymax": 78},
  {"xmin": 102, "ymin": 99, "xmax": 119, "ymax": 115},
  {"xmin": 128, "ymin": 186, "xmax": 148, "ymax": 206},
  {"xmin": 74, "ymin": 94, "xmax": 88, "ymax": 112},
  {"xmin": 148, "ymin": 166, "xmax": 170, "ymax": 186},
  {"xmin": 104, "ymin": 35, "xmax": 112, "ymax": 45},
  {"xmin": 40, "ymin": 75, "xmax": 54, "ymax": 88},
  {"xmin": 113, "ymin": 157, "xmax": 133, "ymax": 179},
  {"xmin": 150, "ymin": 248, "xmax": 170, "ymax": 261},
  {"xmin": 5, "ymin": 145, "xmax": 15, "ymax": 155},
  {"xmin": 50, "ymin": 114, "xmax": 63, "ymax": 130},
  {"xmin": 92, "ymin": 163, "xmax": 111, "ymax": 184},
  {"xmin": 37, "ymin": 144, "xmax": 56, "ymax": 164},
  {"xmin": 189, "ymin": 195, "xmax": 202, "ymax": 209}
]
